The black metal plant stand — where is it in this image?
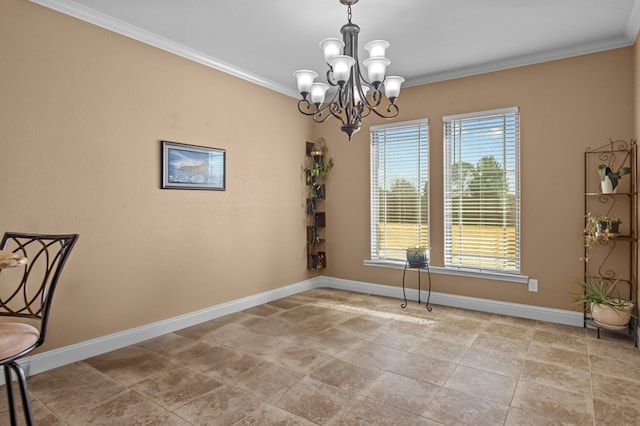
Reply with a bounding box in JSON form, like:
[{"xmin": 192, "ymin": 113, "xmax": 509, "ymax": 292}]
[
  {"xmin": 583, "ymin": 139, "xmax": 638, "ymax": 346},
  {"xmin": 401, "ymin": 261, "xmax": 432, "ymax": 311}
]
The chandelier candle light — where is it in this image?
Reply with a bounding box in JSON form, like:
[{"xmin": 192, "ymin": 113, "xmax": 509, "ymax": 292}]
[{"xmin": 293, "ymin": 0, "xmax": 404, "ymax": 140}]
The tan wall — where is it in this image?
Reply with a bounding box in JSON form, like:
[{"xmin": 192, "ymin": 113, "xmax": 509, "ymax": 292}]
[
  {"xmin": 322, "ymin": 48, "xmax": 634, "ymax": 311},
  {"xmin": 0, "ymin": 0, "xmax": 311, "ymax": 351}
]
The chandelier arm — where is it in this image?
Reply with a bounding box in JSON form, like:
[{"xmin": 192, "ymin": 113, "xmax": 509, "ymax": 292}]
[
  {"xmin": 343, "ymin": 83, "xmax": 359, "ymax": 128},
  {"xmin": 341, "ymin": 83, "xmax": 351, "ymax": 115},
  {"xmin": 386, "ymin": 102, "xmax": 399, "ymax": 115},
  {"xmin": 328, "ymin": 102, "xmax": 347, "ymax": 126},
  {"xmin": 312, "ymin": 109, "xmax": 334, "ymax": 123},
  {"xmin": 298, "ymin": 88, "xmax": 343, "ymax": 122},
  {"xmin": 296, "ymin": 101, "xmax": 331, "ymax": 121},
  {"xmin": 351, "ymin": 64, "xmax": 371, "ymax": 107},
  {"xmin": 326, "ymin": 68, "xmax": 339, "ymax": 87},
  {"xmin": 315, "ymin": 90, "xmax": 344, "ymax": 123},
  {"xmin": 297, "ymin": 99, "xmax": 321, "ymax": 116},
  {"xmin": 354, "ymin": 102, "xmax": 365, "ymax": 124},
  {"xmin": 369, "ymin": 102, "xmax": 399, "ymax": 119},
  {"xmin": 362, "ymin": 88, "xmax": 383, "ymax": 110}
]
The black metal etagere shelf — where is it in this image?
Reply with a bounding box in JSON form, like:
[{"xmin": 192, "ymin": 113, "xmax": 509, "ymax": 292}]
[{"xmin": 583, "ymin": 139, "xmax": 637, "ymax": 345}]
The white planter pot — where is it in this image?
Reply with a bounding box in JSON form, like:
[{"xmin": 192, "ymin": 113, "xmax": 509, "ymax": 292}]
[
  {"xmin": 591, "ymin": 301, "xmax": 633, "ymax": 329},
  {"xmin": 600, "ymin": 176, "xmax": 616, "ymax": 193}
]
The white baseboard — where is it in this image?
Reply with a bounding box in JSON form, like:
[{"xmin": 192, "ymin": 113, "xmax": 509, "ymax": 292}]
[
  {"xmin": 321, "ymin": 276, "xmax": 584, "ymax": 327},
  {"xmin": 15, "ymin": 275, "xmax": 587, "ymax": 381},
  {"xmin": 14, "ymin": 277, "xmax": 321, "ymax": 381}
]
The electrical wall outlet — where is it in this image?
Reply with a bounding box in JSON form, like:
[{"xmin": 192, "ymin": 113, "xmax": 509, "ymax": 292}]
[{"xmin": 528, "ymin": 278, "xmax": 538, "ymax": 292}]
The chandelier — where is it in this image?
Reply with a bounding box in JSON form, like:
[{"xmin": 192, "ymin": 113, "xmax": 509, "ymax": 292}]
[{"xmin": 293, "ymin": 0, "xmax": 404, "ymax": 140}]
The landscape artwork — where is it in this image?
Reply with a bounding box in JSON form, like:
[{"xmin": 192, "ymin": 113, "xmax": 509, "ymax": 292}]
[{"xmin": 161, "ymin": 140, "xmax": 226, "ymax": 190}]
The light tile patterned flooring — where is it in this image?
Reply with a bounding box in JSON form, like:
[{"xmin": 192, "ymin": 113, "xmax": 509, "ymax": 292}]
[{"xmin": 2, "ymin": 288, "xmax": 639, "ymax": 425}]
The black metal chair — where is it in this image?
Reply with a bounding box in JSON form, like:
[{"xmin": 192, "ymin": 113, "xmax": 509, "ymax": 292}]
[{"xmin": 0, "ymin": 233, "xmax": 79, "ymax": 425}]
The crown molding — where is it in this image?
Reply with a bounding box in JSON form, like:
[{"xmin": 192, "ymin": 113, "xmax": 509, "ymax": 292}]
[
  {"xmin": 28, "ymin": 0, "xmax": 299, "ymax": 98},
  {"xmin": 404, "ymin": 35, "xmax": 635, "ymax": 88},
  {"xmin": 406, "ymin": 0, "xmax": 640, "ymax": 87},
  {"xmin": 626, "ymin": 0, "xmax": 640, "ymax": 43}
]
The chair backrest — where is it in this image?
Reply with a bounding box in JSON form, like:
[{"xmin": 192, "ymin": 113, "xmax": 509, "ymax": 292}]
[{"xmin": 0, "ymin": 233, "xmax": 79, "ymax": 343}]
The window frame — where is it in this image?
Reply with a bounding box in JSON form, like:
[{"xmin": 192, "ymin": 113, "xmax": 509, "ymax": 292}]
[
  {"xmin": 443, "ymin": 107, "xmax": 521, "ymax": 275},
  {"xmin": 370, "ymin": 118, "xmax": 430, "ymax": 263}
]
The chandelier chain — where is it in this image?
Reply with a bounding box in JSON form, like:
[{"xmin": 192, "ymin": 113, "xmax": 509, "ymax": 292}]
[{"xmin": 347, "ymin": 5, "xmax": 352, "ymax": 23}]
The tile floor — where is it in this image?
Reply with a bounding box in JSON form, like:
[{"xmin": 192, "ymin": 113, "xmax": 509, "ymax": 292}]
[{"xmin": 2, "ymin": 288, "xmax": 639, "ymax": 425}]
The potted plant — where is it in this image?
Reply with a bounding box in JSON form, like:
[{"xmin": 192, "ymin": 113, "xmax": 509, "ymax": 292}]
[
  {"xmin": 406, "ymin": 246, "xmax": 428, "ymax": 267},
  {"xmin": 305, "ymin": 140, "xmax": 334, "ymax": 185},
  {"xmin": 584, "ymin": 213, "xmax": 620, "ymax": 248},
  {"xmin": 575, "ymin": 275, "xmax": 634, "ymax": 329},
  {"xmin": 599, "ymin": 164, "xmax": 630, "ymax": 193},
  {"xmin": 306, "ymin": 160, "xmax": 334, "ymax": 184}
]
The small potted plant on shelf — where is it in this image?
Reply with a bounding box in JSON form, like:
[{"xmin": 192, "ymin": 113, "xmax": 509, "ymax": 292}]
[
  {"xmin": 599, "ymin": 164, "xmax": 630, "ymax": 193},
  {"xmin": 305, "ymin": 139, "xmax": 334, "ymax": 185},
  {"xmin": 584, "ymin": 213, "xmax": 620, "ymax": 246},
  {"xmin": 406, "ymin": 246, "xmax": 428, "ymax": 267},
  {"xmin": 597, "ymin": 139, "xmax": 632, "ymax": 193},
  {"xmin": 575, "ymin": 275, "xmax": 634, "ymax": 329}
]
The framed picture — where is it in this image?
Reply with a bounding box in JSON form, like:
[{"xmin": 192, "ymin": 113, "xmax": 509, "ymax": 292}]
[{"xmin": 161, "ymin": 140, "xmax": 226, "ymax": 190}]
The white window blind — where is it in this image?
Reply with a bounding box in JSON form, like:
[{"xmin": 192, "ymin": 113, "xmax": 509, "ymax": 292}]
[
  {"xmin": 443, "ymin": 107, "xmax": 520, "ymax": 273},
  {"xmin": 371, "ymin": 119, "xmax": 429, "ymax": 262}
]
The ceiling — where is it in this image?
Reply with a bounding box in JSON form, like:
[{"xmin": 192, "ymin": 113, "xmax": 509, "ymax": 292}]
[{"xmin": 31, "ymin": 0, "xmax": 640, "ymax": 98}]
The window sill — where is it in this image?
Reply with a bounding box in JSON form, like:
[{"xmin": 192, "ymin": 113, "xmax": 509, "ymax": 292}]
[{"xmin": 363, "ymin": 259, "xmax": 529, "ymax": 284}]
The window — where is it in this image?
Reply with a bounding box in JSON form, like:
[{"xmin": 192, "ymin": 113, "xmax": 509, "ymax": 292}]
[
  {"xmin": 443, "ymin": 107, "xmax": 520, "ymax": 274},
  {"xmin": 370, "ymin": 119, "xmax": 429, "ymax": 262}
]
